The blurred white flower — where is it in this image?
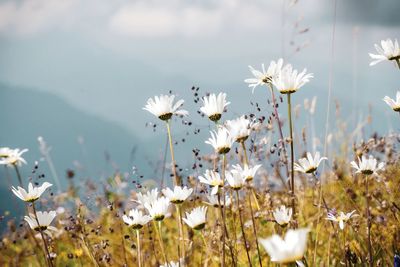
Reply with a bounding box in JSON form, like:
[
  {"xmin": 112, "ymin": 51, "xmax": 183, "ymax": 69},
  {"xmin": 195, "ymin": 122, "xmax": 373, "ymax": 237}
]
[
  {"xmin": 0, "ymin": 147, "xmax": 12, "ymax": 158},
  {"xmin": 205, "ymin": 127, "xmax": 233, "ymax": 154},
  {"xmin": 272, "ymin": 64, "xmax": 313, "ymax": 94},
  {"xmin": 160, "ymin": 261, "xmax": 180, "ymax": 267},
  {"xmin": 162, "ymin": 186, "xmax": 193, "ymax": 204},
  {"xmin": 273, "ymin": 205, "xmax": 292, "ymax": 226},
  {"xmin": 326, "ymin": 210, "xmax": 357, "ymax": 230},
  {"xmin": 204, "ymin": 194, "xmax": 232, "ymax": 208},
  {"xmin": 245, "ymin": 59, "xmax": 284, "ymax": 93},
  {"xmin": 122, "ymin": 209, "xmax": 152, "ymax": 229},
  {"xmin": 350, "ymin": 155, "xmax": 385, "ymax": 175},
  {"xmin": 11, "ymin": 182, "xmax": 52, "ymax": 202},
  {"xmin": 136, "ymin": 188, "xmax": 159, "ymax": 205},
  {"xmin": 294, "ymin": 152, "xmax": 327, "ymax": 174},
  {"xmin": 225, "ymin": 170, "xmax": 246, "ymax": 190},
  {"xmin": 144, "ymin": 196, "xmax": 170, "ymax": 221},
  {"xmin": 183, "ymin": 206, "xmax": 207, "ymax": 230},
  {"xmin": 25, "ymin": 211, "xmax": 57, "ymax": 235},
  {"xmin": 143, "ymin": 95, "xmax": 188, "ymax": 121},
  {"xmin": 0, "ymin": 148, "xmax": 28, "ymax": 166},
  {"xmin": 259, "ymin": 228, "xmax": 309, "ymax": 263},
  {"xmin": 198, "ymin": 170, "xmax": 224, "ymax": 195},
  {"xmin": 200, "ymin": 92, "xmax": 230, "ymax": 122},
  {"xmin": 369, "ymin": 38, "xmax": 400, "ymax": 66},
  {"xmin": 383, "ymin": 91, "xmax": 400, "ymax": 112},
  {"xmin": 231, "ymin": 164, "xmax": 262, "ymax": 182},
  {"xmin": 225, "ymin": 116, "xmax": 259, "ymax": 142}
]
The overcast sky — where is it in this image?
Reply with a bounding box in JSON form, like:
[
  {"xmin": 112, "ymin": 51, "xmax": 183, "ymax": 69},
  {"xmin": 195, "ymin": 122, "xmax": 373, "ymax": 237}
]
[{"xmin": 0, "ymin": 0, "xmax": 399, "ymax": 140}]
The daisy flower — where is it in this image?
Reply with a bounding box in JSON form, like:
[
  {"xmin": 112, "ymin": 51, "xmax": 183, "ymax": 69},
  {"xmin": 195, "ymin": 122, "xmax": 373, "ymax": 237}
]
[
  {"xmin": 231, "ymin": 164, "xmax": 262, "ymax": 182},
  {"xmin": 200, "ymin": 92, "xmax": 230, "ymax": 122},
  {"xmin": 294, "ymin": 152, "xmax": 327, "ymax": 174},
  {"xmin": 0, "ymin": 148, "xmax": 28, "ymax": 166},
  {"xmin": 225, "ymin": 116, "xmax": 259, "ymax": 142},
  {"xmin": 273, "ymin": 205, "xmax": 292, "ymax": 226},
  {"xmin": 0, "ymin": 147, "xmax": 12, "ymax": 158},
  {"xmin": 259, "ymin": 228, "xmax": 309, "ymax": 263},
  {"xmin": 225, "ymin": 170, "xmax": 246, "ymax": 190},
  {"xmin": 245, "ymin": 59, "xmax": 284, "ymax": 93},
  {"xmin": 350, "ymin": 155, "xmax": 385, "ymax": 175},
  {"xmin": 144, "ymin": 196, "xmax": 170, "ymax": 221},
  {"xmin": 204, "ymin": 194, "xmax": 232, "ymax": 208},
  {"xmin": 272, "ymin": 64, "xmax": 313, "ymax": 94},
  {"xmin": 25, "ymin": 211, "xmax": 57, "ymax": 235},
  {"xmin": 136, "ymin": 188, "xmax": 159, "ymax": 206},
  {"xmin": 11, "ymin": 182, "xmax": 52, "ymax": 202},
  {"xmin": 122, "ymin": 209, "xmax": 152, "ymax": 229},
  {"xmin": 182, "ymin": 206, "xmax": 207, "ymax": 230},
  {"xmin": 205, "ymin": 127, "xmax": 233, "ymax": 155},
  {"xmin": 143, "ymin": 94, "xmax": 188, "ymax": 121},
  {"xmin": 369, "ymin": 38, "xmax": 400, "ymax": 66},
  {"xmin": 383, "ymin": 91, "xmax": 400, "ymax": 112},
  {"xmin": 326, "ymin": 210, "xmax": 357, "ymax": 230},
  {"xmin": 198, "ymin": 170, "xmax": 224, "ymax": 195},
  {"xmin": 162, "ymin": 186, "xmax": 193, "ymax": 204}
]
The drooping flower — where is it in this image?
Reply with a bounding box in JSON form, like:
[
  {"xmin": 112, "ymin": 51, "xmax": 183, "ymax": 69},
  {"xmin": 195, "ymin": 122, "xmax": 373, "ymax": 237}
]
[
  {"xmin": 11, "ymin": 182, "xmax": 52, "ymax": 202},
  {"xmin": 25, "ymin": 211, "xmax": 57, "ymax": 235},
  {"xmin": 273, "ymin": 205, "xmax": 292, "ymax": 226},
  {"xmin": 183, "ymin": 206, "xmax": 208, "ymax": 230},
  {"xmin": 225, "ymin": 170, "xmax": 246, "ymax": 190},
  {"xmin": 136, "ymin": 188, "xmax": 159, "ymax": 206},
  {"xmin": 204, "ymin": 194, "xmax": 232, "ymax": 208},
  {"xmin": 143, "ymin": 95, "xmax": 188, "ymax": 121},
  {"xmin": 350, "ymin": 155, "xmax": 385, "ymax": 175},
  {"xmin": 162, "ymin": 186, "xmax": 193, "ymax": 204},
  {"xmin": 225, "ymin": 116, "xmax": 259, "ymax": 142},
  {"xmin": 294, "ymin": 152, "xmax": 327, "ymax": 174},
  {"xmin": 122, "ymin": 209, "xmax": 152, "ymax": 229},
  {"xmin": 383, "ymin": 91, "xmax": 400, "ymax": 112},
  {"xmin": 326, "ymin": 210, "xmax": 357, "ymax": 230},
  {"xmin": 245, "ymin": 59, "xmax": 284, "ymax": 93},
  {"xmin": 144, "ymin": 196, "xmax": 170, "ymax": 221},
  {"xmin": 369, "ymin": 38, "xmax": 400, "ymax": 66},
  {"xmin": 231, "ymin": 164, "xmax": 262, "ymax": 182},
  {"xmin": 259, "ymin": 228, "xmax": 309, "ymax": 263},
  {"xmin": 205, "ymin": 127, "xmax": 233, "ymax": 154},
  {"xmin": 272, "ymin": 64, "xmax": 313, "ymax": 94},
  {"xmin": 0, "ymin": 148, "xmax": 28, "ymax": 166},
  {"xmin": 198, "ymin": 170, "xmax": 224, "ymax": 195},
  {"xmin": 200, "ymin": 93, "xmax": 230, "ymax": 122}
]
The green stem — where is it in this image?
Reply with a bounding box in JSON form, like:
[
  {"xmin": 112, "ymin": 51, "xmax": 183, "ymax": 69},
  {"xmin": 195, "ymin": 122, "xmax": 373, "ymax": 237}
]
[
  {"xmin": 395, "ymin": 58, "xmax": 400, "ymax": 69},
  {"xmin": 365, "ymin": 175, "xmax": 373, "ymax": 267},
  {"xmin": 166, "ymin": 121, "xmax": 179, "ymax": 186},
  {"xmin": 176, "ymin": 204, "xmax": 185, "ymax": 264},
  {"xmin": 154, "ymin": 220, "xmax": 168, "ymax": 264},
  {"xmin": 14, "ymin": 165, "xmax": 23, "ymax": 187},
  {"xmin": 235, "ymin": 190, "xmax": 252, "ymax": 267},
  {"xmin": 287, "ymin": 93, "xmax": 296, "ymax": 222},
  {"xmin": 32, "ymin": 202, "xmax": 54, "ymax": 267},
  {"xmin": 136, "ymin": 230, "xmax": 141, "ymax": 267}
]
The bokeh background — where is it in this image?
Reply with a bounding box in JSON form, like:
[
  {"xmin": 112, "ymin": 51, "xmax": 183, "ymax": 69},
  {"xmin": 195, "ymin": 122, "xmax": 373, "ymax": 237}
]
[{"xmin": 0, "ymin": 0, "xmax": 399, "ymax": 220}]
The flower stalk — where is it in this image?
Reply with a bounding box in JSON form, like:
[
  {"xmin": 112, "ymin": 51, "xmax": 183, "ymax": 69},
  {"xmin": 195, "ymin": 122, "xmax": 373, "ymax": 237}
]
[
  {"xmin": 235, "ymin": 190, "xmax": 252, "ymax": 267},
  {"xmin": 136, "ymin": 230, "xmax": 142, "ymax": 267},
  {"xmin": 365, "ymin": 174, "xmax": 373, "ymax": 267},
  {"xmin": 166, "ymin": 121, "xmax": 179, "ymax": 186},
  {"xmin": 287, "ymin": 93, "xmax": 296, "ymax": 221},
  {"xmin": 31, "ymin": 203, "xmax": 54, "ymax": 267}
]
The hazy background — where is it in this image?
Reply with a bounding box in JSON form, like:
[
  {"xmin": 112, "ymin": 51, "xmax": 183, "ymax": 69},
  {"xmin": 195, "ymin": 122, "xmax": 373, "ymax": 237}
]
[{"xmin": 0, "ymin": 0, "xmax": 399, "ymax": 219}]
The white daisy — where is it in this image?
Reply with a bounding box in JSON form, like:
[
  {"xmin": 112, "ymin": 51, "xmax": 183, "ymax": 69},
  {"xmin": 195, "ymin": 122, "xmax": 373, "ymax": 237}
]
[
  {"xmin": 162, "ymin": 186, "xmax": 193, "ymax": 204},
  {"xmin": 231, "ymin": 164, "xmax": 262, "ymax": 182},
  {"xmin": 182, "ymin": 206, "xmax": 207, "ymax": 230},
  {"xmin": 225, "ymin": 170, "xmax": 246, "ymax": 190},
  {"xmin": 326, "ymin": 210, "xmax": 357, "ymax": 230},
  {"xmin": 25, "ymin": 211, "xmax": 58, "ymax": 235},
  {"xmin": 144, "ymin": 196, "xmax": 170, "ymax": 221},
  {"xmin": 11, "ymin": 182, "xmax": 52, "ymax": 202},
  {"xmin": 350, "ymin": 155, "xmax": 385, "ymax": 175},
  {"xmin": 294, "ymin": 152, "xmax": 327, "ymax": 174},
  {"xmin": 0, "ymin": 148, "xmax": 28, "ymax": 166},
  {"xmin": 200, "ymin": 92, "xmax": 230, "ymax": 122},
  {"xmin": 198, "ymin": 170, "xmax": 224, "ymax": 195},
  {"xmin": 122, "ymin": 209, "xmax": 152, "ymax": 229},
  {"xmin": 225, "ymin": 116, "xmax": 259, "ymax": 142},
  {"xmin": 143, "ymin": 95, "xmax": 188, "ymax": 121},
  {"xmin": 0, "ymin": 147, "xmax": 12, "ymax": 158},
  {"xmin": 369, "ymin": 38, "xmax": 400, "ymax": 66},
  {"xmin": 383, "ymin": 91, "xmax": 400, "ymax": 112},
  {"xmin": 272, "ymin": 64, "xmax": 313, "ymax": 94},
  {"xmin": 259, "ymin": 228, "xmax": 309, "ymax": 263},
  {"xmin": 136, "ymin": 188, "xmax": 159, "ymax": 206},
  {"xmin": 205, "ymin": 127, "xmax": 233, "ymax": 155},
  {"xmin": 273, "ymin": 205, "xmax": 292, "ymax": 226},
  {"xmin": 245, "ymin": 59, "xmax": 284, "ymax": 93},
  {"xmin": 204, "ymin": 194, "xmax": 232, "ymax": 208}
]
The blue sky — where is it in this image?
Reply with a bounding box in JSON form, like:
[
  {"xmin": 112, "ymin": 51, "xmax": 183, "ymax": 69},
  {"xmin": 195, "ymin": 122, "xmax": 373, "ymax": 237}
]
[{"xmin": 0, "ymin": 0, "xmax": 399, "ymax": 139}]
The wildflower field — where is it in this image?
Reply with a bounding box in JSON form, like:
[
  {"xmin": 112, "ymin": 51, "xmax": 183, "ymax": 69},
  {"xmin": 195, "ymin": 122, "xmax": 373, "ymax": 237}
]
[{"xmin": 1, "ymin": 39, "xmax": 400, "ymax": 267}]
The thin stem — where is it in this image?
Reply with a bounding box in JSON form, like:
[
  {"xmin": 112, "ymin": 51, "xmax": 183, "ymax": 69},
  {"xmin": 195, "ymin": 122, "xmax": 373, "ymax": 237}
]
[
  {"xmin": 14, "ymin": 165, "xmax": 23, "ymax": 187},
  {"xmin": 240, "ymin": 141, "xmax": 260, "ymax": 210},
  {"xmin": 247, "ymin": 186, "xmax": 263, "ymax": 267},
  {"xmin": 32, "ymin": 202, "xmax": 54, "ymax": 267},
  {"xmin": 268, "ymin": 84, "xmax": 290, "ymax": 181},
  {"xmin": 365, "ymin": 175, "xmax": 373, "ymax": 267},
  {"xmin": 217, "ymin": 189, "xmax": 226, "ymax": 267},
  {"xmin": 287, "ymin": 93, "xmax": 296, "ymax": 221},
  {"xmin": 235, "ymin": 190, "xmax": 252, "ymax": 267},
  {"xmin": 154, "ymin": 220, "xmax": 168, "ymax": 264},
  {"xmin": 395, "ymin": 58, "xmax": 400, "ymax": 69},
  {"xmin": 166, "ymin": 121, "xmax": 179, "ymax": 186},
  {"xmin": 176, "ymin": 204, "xmax": 185, "ymax": 264},
  {"xmin": 136, "ymin": 230, "xmax": 141, "ymax": 267}
]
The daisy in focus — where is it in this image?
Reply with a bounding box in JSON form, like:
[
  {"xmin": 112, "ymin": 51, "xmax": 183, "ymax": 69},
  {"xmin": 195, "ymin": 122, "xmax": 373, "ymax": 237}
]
[
  {"xmin": 383, "ymin": 91, "xmax": 400, "ymax": 112},
  {"xmin": 11, "ymin": 182, "xmax": 52, "ymax": 202},
  {"xmin": 294, "ymin": 151, "xmax": 327, "ymax": 174},
  {"xmin": 25, "ymin": 211, "xmax": 57, "ymax": 235},
  {"xmin": 225, "ymin": 170, "xmax": 246, "ymax": 190},
  {"xmin": 144, "ymin": 196, "xmax": 170, "ymax": 221},
  {"xmin": 231, "ymin": 164, "xmax": 262, "ymax": 182},
  {"xmin": 162, "ymin": 186, "xmax": 193, "ymax": 204},
  {"xmin": 143, "ymin": 94, "xmax": 188, "ymax": 121},
  {"xmin": 122, "ymin": 209, "xmax": 152, "ymax": 229},
  {"xmin": 225, "ymin": 115, "xmax": 259, "ymax": 143},
  {"xmin": 205, "ymin": 127, "xmax": 233, "ymax": 154},
  {"xmin": 369, "ymin": 38, "xmax": 400, "ymax": 67},
  {"xmin": 350, "ymin": 155, "xmax": 385, "ymax": 175},
  {"xmin": 272, "ymin": 64, "xmax": 313, "ymax": 94},
  {"xmin": 198, "ymin": 170, "xmax": 224, "ymax": 195},
  {"xmin": 200, "ymin": 92, "xmax": 230, "ymax": 122},
  {"xmin": 182, "ymin": 206, "xmax": 207, "ymax": 230},
  {"xmin": 245, "ymin": 59, "xmax": 284, "ymax": 92},
  {"xmin": 326, "ymin": 210, "xmax": 357, "ymax": 230}
]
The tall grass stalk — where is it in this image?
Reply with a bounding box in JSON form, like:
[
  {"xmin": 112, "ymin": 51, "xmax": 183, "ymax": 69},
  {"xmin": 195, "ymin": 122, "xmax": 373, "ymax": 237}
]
[
  {"xmin": 287, "ymin": 93, "xmax": 296, "ymax": 221},
  {"xmin": 166, "ymin": 120, "xmax": 179, "ymax": 186},
  {"xmin": 235, "ymin": 190, "xmax": 252, "ymax": 267}
]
